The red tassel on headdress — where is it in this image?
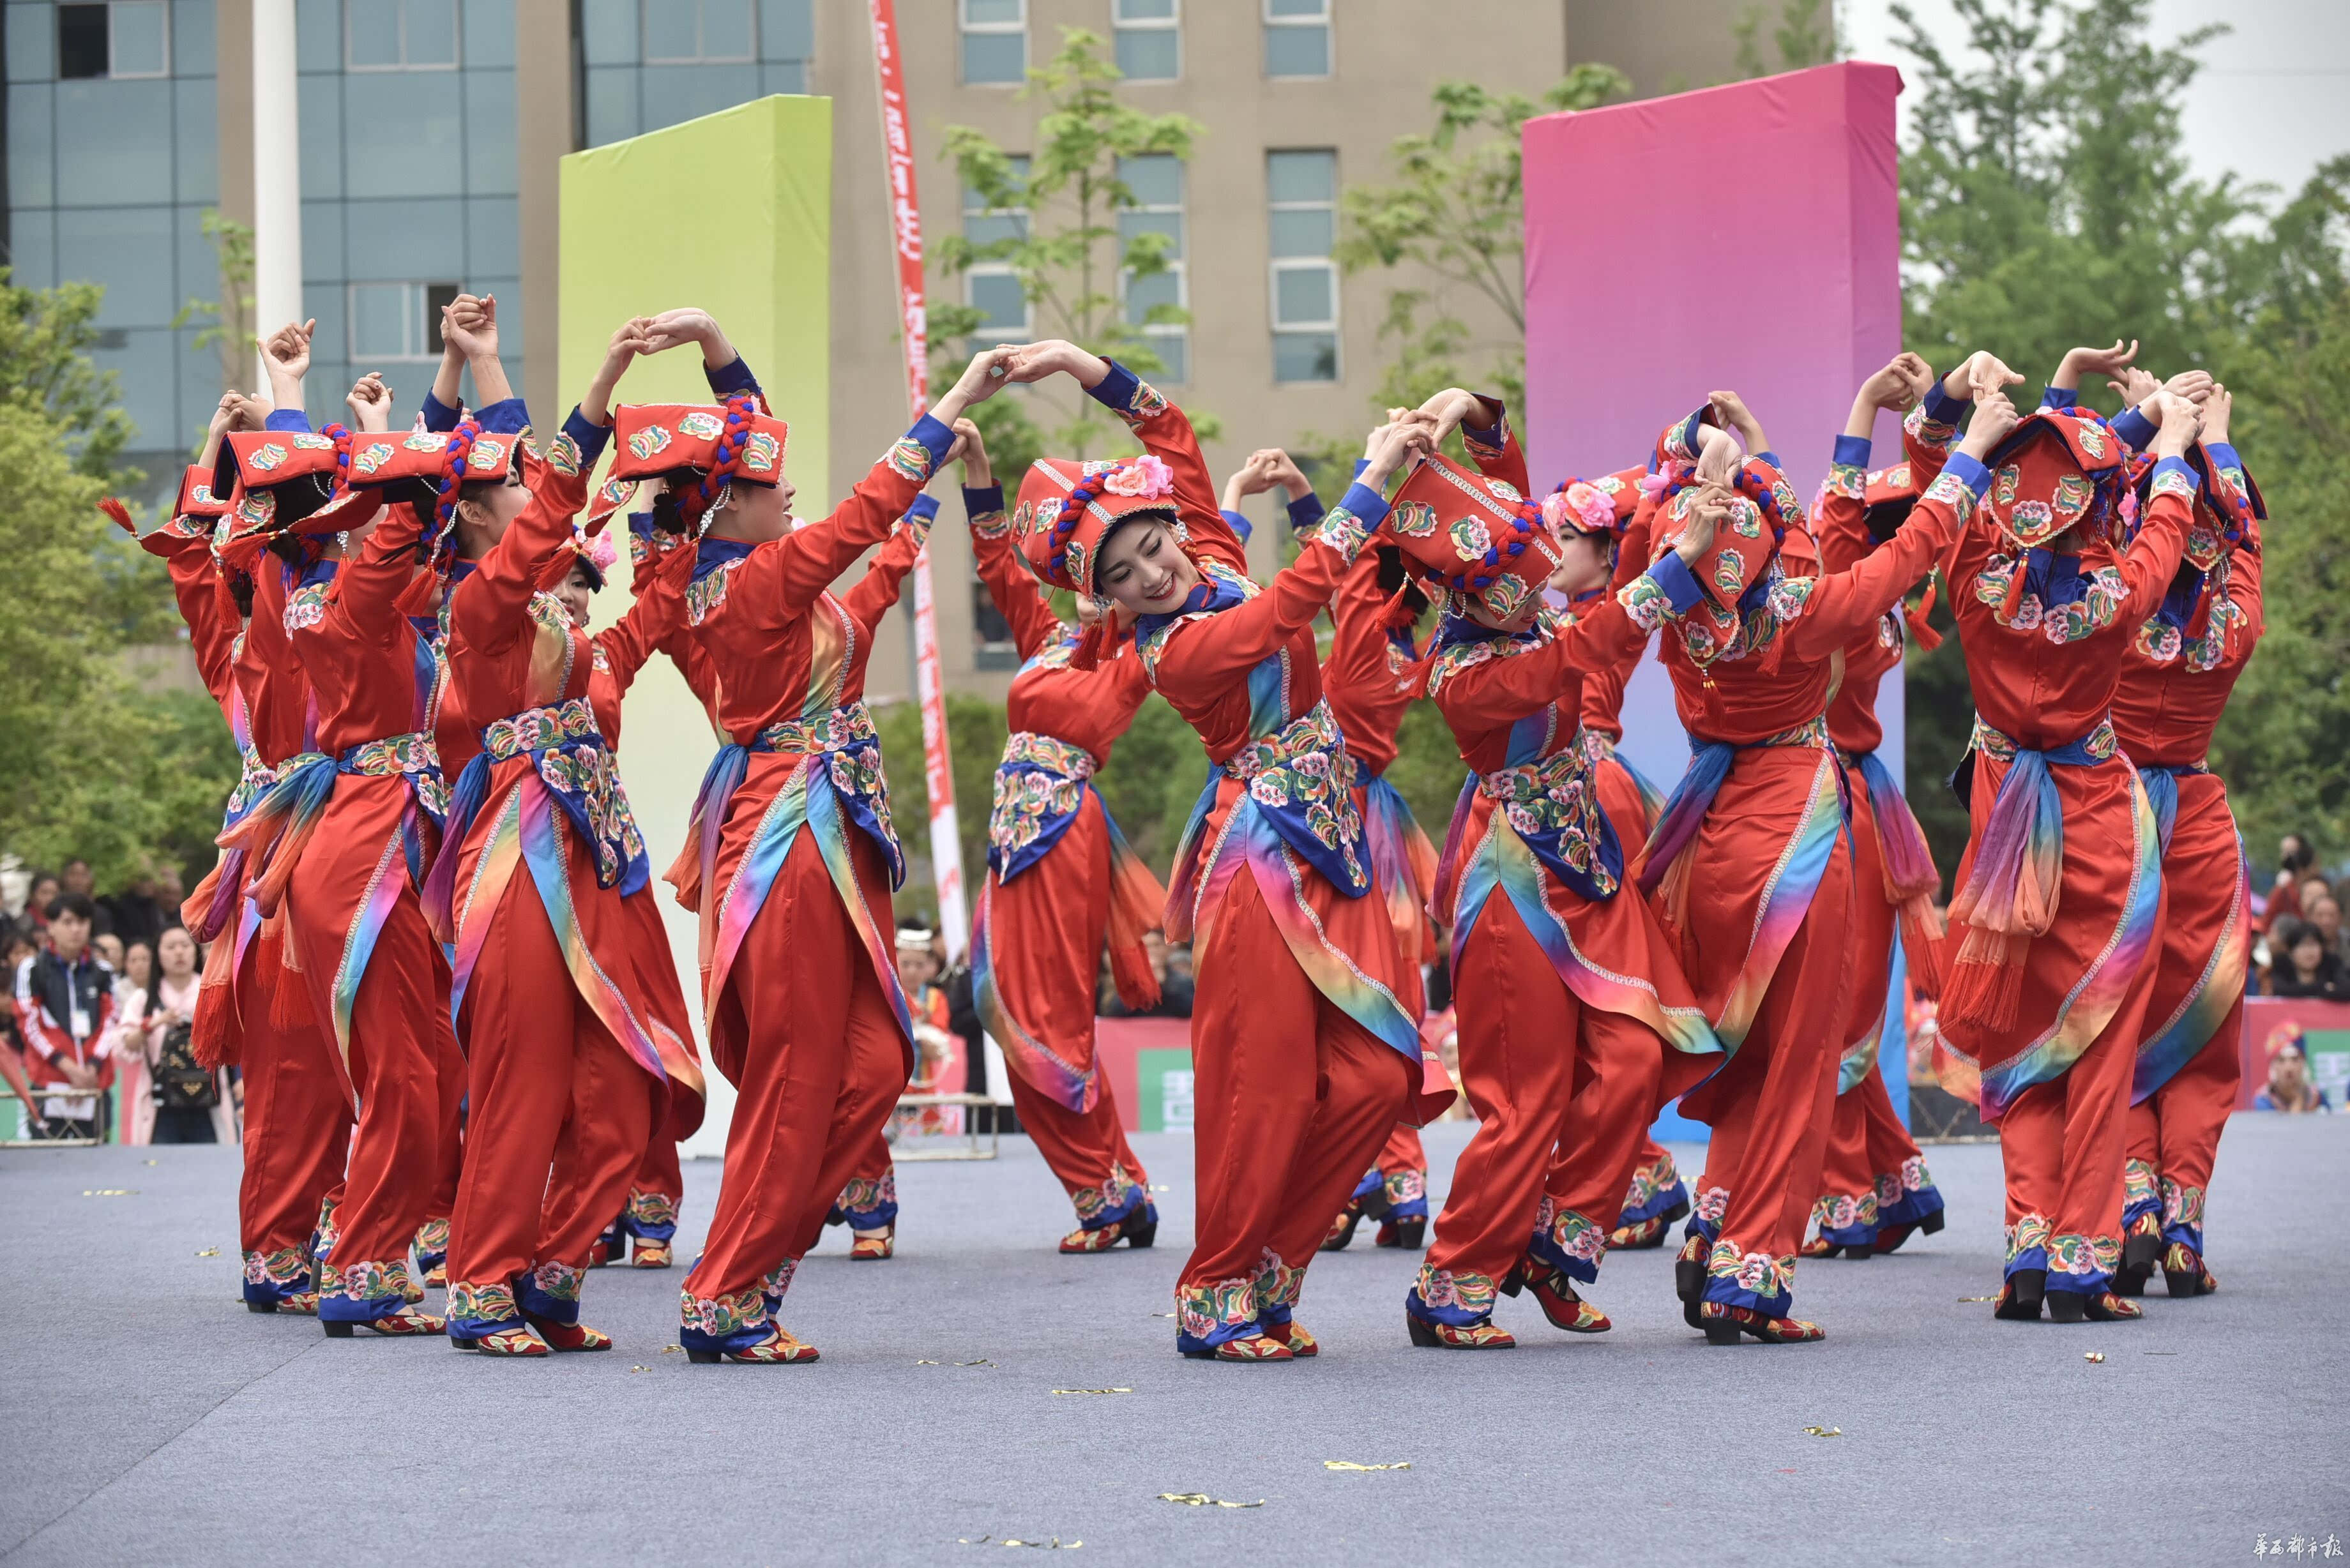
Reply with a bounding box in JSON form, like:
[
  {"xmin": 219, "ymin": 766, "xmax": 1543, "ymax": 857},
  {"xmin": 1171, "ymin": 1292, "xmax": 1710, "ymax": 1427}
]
[
  {"xmin": 1069, "ymin": 614, "xmax": 1118, "ymax": 672},
  {"xmin": 99, "ymin": 496, "xmax": 136, "ymax": 534}
]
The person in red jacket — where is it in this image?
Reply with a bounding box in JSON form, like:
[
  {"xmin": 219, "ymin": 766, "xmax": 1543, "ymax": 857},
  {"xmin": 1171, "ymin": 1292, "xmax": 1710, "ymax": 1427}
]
[
  {"xmin": 646, "ymin": 315, "xmax": 1004, "ymax": 1364},
  {"xmin": 13, "ymin": 894, "xmax": 114, "ymax": 1140},
  {"xmin": 1377, "ymin": 408, "xmax": 1726, "ymax": 1350},
  {"xmin": 963, "ymin": 419, "xmax": 1169, "ymax": 1253},
  {"xmin": 1800, "ymin": 354, "xmax": 1955, "ymax": 1261},
  {"xmin": 2105, "ymin": 382, "xmax": 2262, "ymax": 1300},
  {"xmin": 1634, "ymin": 389, "xmax": 2004, "ymax": 1345},
  {"xmin": 1929, "ymin": 384, "xmax": 2206, "ymax": 1325},
  {"xmin": 1006, "ymin": 338, "xmax": 1448, "ymax": 1361}
]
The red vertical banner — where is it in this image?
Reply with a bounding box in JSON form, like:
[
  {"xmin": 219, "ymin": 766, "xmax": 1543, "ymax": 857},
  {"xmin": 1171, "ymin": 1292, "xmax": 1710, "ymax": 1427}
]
[{"xmin": 869, "ymin": 0, "xmax": 970, "ymax": 962}]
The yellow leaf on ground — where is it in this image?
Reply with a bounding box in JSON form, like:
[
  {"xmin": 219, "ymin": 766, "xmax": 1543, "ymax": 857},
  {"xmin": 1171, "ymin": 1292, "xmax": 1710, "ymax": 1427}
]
[{"xmin": 1323, "ymin": 1461, "xmax": 1411, "ymax": 1471}]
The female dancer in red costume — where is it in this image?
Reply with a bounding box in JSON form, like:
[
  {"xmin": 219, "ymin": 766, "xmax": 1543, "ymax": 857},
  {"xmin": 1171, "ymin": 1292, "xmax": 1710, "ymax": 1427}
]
[
  {"xmin": 635, "ymin": 313, "xmax": 1002, "ymax": 1364},
  {"xmin": 1380, "ymin": 393, "xmax": 1723, "ymax": 1349},
  {"xmin": 531, "ymin": 509, "xmax": 712, "ymax": 1279},
  {"xmin": 211, "ymin": 368, "xmax": 455, "ymax": 1338},
  {"xmin": 422, "ymin": 318, "xmax": 697, "ymax": 1357},
  {"xmin": 118, "ymin": 388, "xmax": 349, "ymax": 1313},
  {"xmin": 961, "ymin": 419, "xmax": 1169, "ymax": 1253},
  {"xmin": 1800, "ymin": 356, "xmax": 1957, "ymax": 1260},
  {"xmin": 1004, "ymin": 338, "xmax": 1444, "ymax": 1362},
  {"xmin": 2102, "ymin": 381, "xmax": 2261, "ymax": 1299},
  {"xmin": 1225, "ymin": 440, "xmax": 1442, "ymax": 1256},
  {"xmin": 1927, "ymin": 381, "xmax": 2206, "ymax": 1325},
  {"xmin": 1633, "ymin": 389, "xmax": 2007, "ymax": 1345}
]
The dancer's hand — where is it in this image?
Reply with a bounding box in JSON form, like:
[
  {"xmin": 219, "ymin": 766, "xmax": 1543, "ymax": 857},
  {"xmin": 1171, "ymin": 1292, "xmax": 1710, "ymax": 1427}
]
[
  {"xmin": 995, "ymin": 339, "xmax": 1109, "ymax": 389},
  {"xmin": 1958, "ymin": 391, "xmax": 2020, "ymax": 460},
  {"xmin": 1671, "ymin": 484, "xmax": 1734, "ymax": 568},
  {"xmin": 344, "ymin": 372, "xmax": 393, "ymax": 432},
  {"xmin": 641, "ymin": 308, "xmax": 736, "ymax": 370},
  {"xmin": 2200, "ymin": 384, "xmax": 2231, "ymax": 444},
  {"xmin": 953, "ymin": 418, "xmax": 992, "ymax": 486},
  {"xmin": 933, "ymin": 345, "xmax": 1022, "ymax": 425},
  {"xmin": 1693, "ymin": 424, "xmax": 1743, "ymax": 488},
  {"xmin": 1361, "ymin": 418, "xmax": 1434, "ymax": 489},
  {"xmin": 1707, "ymin": 389, "xmax": 1768, "ymax": 456},
  {"xmin": 2146, "ymin": 391, "xmax": 2201, "ymax": 459}
]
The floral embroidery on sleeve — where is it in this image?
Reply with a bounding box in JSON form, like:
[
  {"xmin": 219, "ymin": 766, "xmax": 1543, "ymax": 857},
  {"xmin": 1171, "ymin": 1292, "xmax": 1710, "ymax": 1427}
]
[
  {"xmin": 2149, "ymin": 465, "xmax": 2199, "ymax": 502},
  {"xmin": 1922, "ymin": 469, "xmax": 1978, "ymax": 526},
  {"xmin": 1312, "ymin": 506, "xmax": 1374, "ymax": 565},
  {"xmin": 1616, "ymin": 572, "xmax": 1676, "ymax": 632},
  {"xmin": 885, "ymin": 436, "xmax": 935, "ymax": 484},
  {"xmin": 1822, "ymin": 462, "xmax": 1866, "ymax": 502},
  {"xmin": 969, "ymin": 504, "xmax": 1012, "ymax": 541},
  {"xmin": 1904, "ymin": 400, "xmax": 1958, "ymax": 451},
  {"xmin": 1115, "ymin": 377, "xmax": 1171, "ymax": 428}
]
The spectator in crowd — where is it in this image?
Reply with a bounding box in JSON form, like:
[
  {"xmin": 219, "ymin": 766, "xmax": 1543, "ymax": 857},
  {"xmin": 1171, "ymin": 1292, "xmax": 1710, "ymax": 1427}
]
[
  {"xmin": 2253, "ymin": 1026, "xmax": 2331, "ymax": 1113},
  {"xmin": 135, "ymin": 928, "xmax": 229, "ymax": 1144},
  {"xmin": 2267, "ymin": 918, "xmax": 2345, "ymax": 1000},
  {"xmin": 58, "ymin": 859, "xmax": 112, "ymax": 937},
  {"xmin": 2310, "ymin": 895, "xmax": 2349, "ymax": 967},
  {"xmin": 118, "ymin": 940, "xmax": 155, "ymax": 1013},
  {"xmin": 1099, "ymin": 933, "xmax": 1194, "ymax": 1020},
  {"xmin": 11, "ymin": 894, "xmax": 116, "ymax": 1140},
  {"xmin": 92, "ymin": 931, "xmax": 125, "ymax": 977},
  {"xmin": 105, "ymin": 873, "xmax": 168, "ymax": 952},
  {"xmin": 2266, "ymin": 833, "xmax": 2317, "ymax": 932},
  {"xmin": 0, "ymin": 923, "xmax": 32, "ymax": 1059},
  {"xmin": 22, "ymin": 873, "xmax": 59, "ymax": 934}
]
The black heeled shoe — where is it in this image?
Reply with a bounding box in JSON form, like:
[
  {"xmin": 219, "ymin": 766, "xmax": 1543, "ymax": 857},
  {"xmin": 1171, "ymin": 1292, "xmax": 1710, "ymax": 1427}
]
[
  {"xmin": 1122, "ymin": 1216, "xmax": 1156, "ymax": 1249},
  {"xmin": 1375, "ymin": 1217, "xmax": 1426, "ymax": 1249},
  {"xmin": 1993, "ymin": 1267, "xmax": 2045, "ymax": 1322},
  {"xmin": 2113, "ymin": 1230, "xmax": 2162, "ymax": 1297},
  {"xmin": 1320, "ymin": 1205, "xmax": 1363, "ymax": 1252}
]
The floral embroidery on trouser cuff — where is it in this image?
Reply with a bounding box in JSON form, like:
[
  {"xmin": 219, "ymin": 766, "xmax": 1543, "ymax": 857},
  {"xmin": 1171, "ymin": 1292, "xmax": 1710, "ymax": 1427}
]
[
  {"xmin": 310, "ymin": 1197, "xmax": 342, "ymax": 1263},
  {"xmin": 1813, "ymin": 1190, "xmax": 1879, "ymax": 1248},
  {"xmin": 1409, "ymin": 1265, "xmax": 1499, "ymax": 1327},
  {"xmin": 1072, "ymin": 1165, "xmax": 1147, "ymax": 1230},
  {"xmin": 2160, "ymin": 1178, "xmax": 2206, "ymax": 1254},
  {"xmin": 317, "ymin": 1257, "xmax": 416, "ymax": 1322},
  {"xmin": 2121, "ymin": 1159, "xmax": 2162, "ymax": 1228},
  {"xmin": 2044, "ymin": 1231, "xmax": 2120, "ymax": 1292},
  {"xmin": 761, "ymin": 1258, "xmax": 798, "ymax": 1309},
  {"xmin": 1620, "ymin": 1150, "xmax": 1681, "ymax": 1221},
  {"xmin": 832, "ymin": 1172, "xmax": 898, "ymax": 1229},
  {"xmin": 1176, "ymin": 1278, "xmax": 1261, "ymax": 1351},
  {"xmin": 413, "ymin": 1216, "xmax": 451, "ymax": 1265},
  {"xmin": 517, "ymin": 1261, "xmax": 585, "ymax": 1324},
  {"xmin": 1687, "ymin": 1186, "xmax": 1730, "ymax": 1246},
  {"xmin": 1880, "ymin": 1155, "xmax": 1944, "ymax": 1226},
  {"xmin": 1254, "ymin": 1249, "xmax": 1305, "ymax": 1325},
  {"xmin": 2005, "ymin": 1213, "xmax": 2052, "ymax": 1277},
  {"xmin": 1702, "ymin": 1238, "xmax": 1797, "ymax": 1316},
  {"xmin": 448, "ymin": 1281, "xmax": 526, "ymax": 1337},
  {"xmin": 679, "ymin": 1285, "xmax": 775, "ymax": 1354},
  {"xmin": 1529, "ymin": 1202, "xmax": 1610, "ymax": 1283},
  {"xmin": 1383, "ymin": 1168, "xmax": 1429, "ymax": 1221},
  {"xmin": 242, "ymin": 1245, "xmax": 314, "ymax": 1304},
  {"xmin": 625, "ymin": 1189, "xmax": 679, "ymax": 1242}
]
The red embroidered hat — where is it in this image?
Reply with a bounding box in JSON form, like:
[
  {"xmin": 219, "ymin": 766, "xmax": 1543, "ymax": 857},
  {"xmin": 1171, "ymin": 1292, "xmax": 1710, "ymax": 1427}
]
[
  {"xmin": 595, "ymin": 395, "xmax": 788, "ymax": 532},
  {"xmin": 211, "ymin": 428, "xmax": 352, "ymax": 541},
  {"xmin": 175, "ymin": 464, "xmax": 231, "ymax": 527},
  {"xmin": 289, "ymin": 423, "xmax": 520, "ymax": 541},
  {"xmin": 1013, "ymin": 453, "xmax": 1184, "ymax": 601},
  {"xmin": 2126, "ymin": 439, "xmax": 2256, "ymax": 571},
  {"xmin": 1541, "ymin": 466, "xmax": 1646, "ymax": 539},
  {"xmin": 1982, "ymin": 406, "xmax": 2125, "ymax": 550},
  {"xmin": 1649, "ymin": 455, "xmax": 1807, "ymax": 624},
  {"xmin": 1383, "ymin": 451, "xmax": 1564, "ymax": 623}
]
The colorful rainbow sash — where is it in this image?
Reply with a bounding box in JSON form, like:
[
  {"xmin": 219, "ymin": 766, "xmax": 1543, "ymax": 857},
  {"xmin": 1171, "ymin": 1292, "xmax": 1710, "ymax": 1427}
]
[
  {"xmin": 1937, "ymin": 718, "xmax": 2163, "ymax": 1116},
  {"xmin": 1639, "ymin": 720, "xmax": 1846, "ymax": 1050},
  {"xmin": 1582, "ymin": 730, "xmax": 1666, "ymax": 825},
  {"xmin": 2130, "ymin": 766, "xmax": 2247, "ymax": 1104},
  {"xmin": 1441, "ymin": 716, "xmax": 1720, "ymax": 1062},
  {"xmin": 685, "ymin": 702, "xmax": 913, "ymax": 1057},
  {"xmin": 1361, "ymin": 773, "xmax": 1438, "ymax": 967},
  {"xmin": 974, "ymin": 736, "xmax": 1164, "ymax": 1112},
  {"xmin": 1165, "ymin": 696, "xmax": 1418, "ymax": 1067}
]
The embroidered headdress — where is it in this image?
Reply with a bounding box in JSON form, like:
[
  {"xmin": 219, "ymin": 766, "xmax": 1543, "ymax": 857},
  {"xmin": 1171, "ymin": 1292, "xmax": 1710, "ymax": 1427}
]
[
  {"xmin": 1381, "ymin": 451, "xmax": 1564, "ymax": 624},
  {"xmin": 596, "ymin": 395, "xmax": 787, "ymax": 535}
]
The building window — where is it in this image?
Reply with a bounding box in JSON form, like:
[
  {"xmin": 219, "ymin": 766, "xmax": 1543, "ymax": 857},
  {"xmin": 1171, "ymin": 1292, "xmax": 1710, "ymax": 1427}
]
[
  {"xmin": 1262, "ymin": 0, "xmax": 1329, "ymax": 79},
  {"xmin": 962, "ymin": 157, "xmax": 1032, "ymax": 343},
  {"xmin": 345, "ymin": 0, "xmax": 460, "ymax": 72},
  {"xmin": 1113, "ymin": 0, "xmax": 1178, "ymax": 82},
  {"xmin": 960, "ymin": 0, "xmax": 1026, "ymax": 86},
  {"xmin": 971, "ymin": 580, "xmax": 1018, "ymax": 668},
  {"xmin": 1117, "ymin": 154, "xmax": 1187, "ymax": 384},
  {"xmin": 643, "ymin": 0, "xmax": 757, "ymax": 65},
  {"xmin": 1267, "ymin": 149, "xmax": 1338, "ymax": 382},
  {"xmin": 57, "ymin": 2, "xmax": 170, "ymax": 80},
  {"xmin": 349, "ymin": 282, "xmax": 463, "ymax": 363}
]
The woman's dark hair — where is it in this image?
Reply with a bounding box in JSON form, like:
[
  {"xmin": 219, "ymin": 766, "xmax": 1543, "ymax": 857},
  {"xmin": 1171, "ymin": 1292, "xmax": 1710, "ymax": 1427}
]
[
  {"xmin": 227, "ymin": 571, "xmax": 256, "ymax": 618},
  {"xmin": 651, "ymin": 483, "xmax": 695, "ymax": 536},
  {"xmin": 571, "ymin": 556, "xmax": 606, "ymax": 594},
  {"xmin": 1373, "ymin": 543, "xmax": 1432, "ymax": 615},
  {"xmin": 2282, "ymin": 834, "xmax": 2317, "ymax": 874}
]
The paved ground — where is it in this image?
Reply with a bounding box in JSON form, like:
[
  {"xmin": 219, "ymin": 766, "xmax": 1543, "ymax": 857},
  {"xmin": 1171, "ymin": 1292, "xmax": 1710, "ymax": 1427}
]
[{"xmin": 3, "ymin": 1115, "xmax": 2343, "ymax": 1566}]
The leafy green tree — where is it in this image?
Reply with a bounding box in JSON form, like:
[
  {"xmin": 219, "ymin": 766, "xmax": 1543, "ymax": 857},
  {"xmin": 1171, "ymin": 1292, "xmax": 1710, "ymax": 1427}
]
[
  {"xmin": 172, "ymin": 209, "xmax": 257, "ymax": 448},
  {"xmin": 1, "ymin": 274, "xmax": 238, "ymax": 890},
  {"xmin": 929, "ymin": 27, "xmax": 1208, "ymax": 477},
  {"xmin": 1733, "ymin": 0, "xmax": 1844, "ymax": 79}
]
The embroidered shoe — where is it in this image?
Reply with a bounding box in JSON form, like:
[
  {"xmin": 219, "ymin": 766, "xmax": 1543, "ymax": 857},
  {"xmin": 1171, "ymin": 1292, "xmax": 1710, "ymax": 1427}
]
[
  {"xmin": 2162, "ymin": 1242, "xmax": 2218, "ymax": 1297},
  {"xmin": 2114, "ymin": 1217, "xmax": 2164, "ymax": 1296},
  {"xmin": 1799, "ymin": 1235, "xmax": 1836, "ymax": 1260},
  {"xmin": 2084, "ymin": 1290, "xmax": 2144, "ymax": 1322},
  {"xmin": 1526, "ymin": 1267, "xmax": 1611, "ymax": 1334},
  {"xmin": 1993, "ymin": 1268, "xmax": 2046, "ymax": 1322},
  {"xmin": 849, "ymin": 1226, "xmax": 895, "ymax": 1261},
  {"xmin": 1059, "ymin": 1223, "xmax": 1122, "ymax": 1254},
  {"xmin": 421, "ymin": 1263, "xmax": 447, "ymax": 1288},
  {"xmin": 1179, "ymin": 1332, "xmax": 1294, "ymax": 1362},
  {"xmin": 1374, "ymin": 1217, "xmax": 1427, "ymax": 1250},
  {"xmin": 596, "ymin": 1227, "xmax": 626, "ymax": 1267},
  {"xmin": 526, "ymin": 1316, "xmax": 613, "ymax": 1352},
  {"xmin": 1607, "ymin": 1214, "xmax": 1669, "ymax": 1250},
  {"xmin": 1698, "ymin": 1302, "xmax": 1824, "ymax": 1345},
  {"xmin": 630, "ymin": 1240, "xmax": 673, "ymax": 1269},
  {"xmin": 1405, "ymin": 1311, "xmax": 1515, "ymax": 1349},
  {"xmin": 1258, "ymin": 1318, "xmax": 1319, "ymax": 1357},
  {"xmin": 1321, "ymin": 1206, "xmax": 1363, "ymax": 1252},
  {"xmin": 322, "ymin": 1307, "xmax": 445, "ymax": 1338},
  {"xmin": 453, "ymin": 1325, "xmax": 552, "ymax": 1357},
  {"xmin": 403, "ymin": 1279, "xmax": 427, "ymax": 1304},
  {"xmin": 1872, "ymin": 1223, "xmax": 1913, "ymax": 1255},
  {"xmin": 684, "ymin": 1327, "xmax": 820, "ymax": 1364},
  {"xmin": 1675, "ymin": 1235, "xmax": 1709, "ymax": 1327},
  {"xmin": 281, "ymin": 1291, "xmax": 320, "ymax": 1316}
]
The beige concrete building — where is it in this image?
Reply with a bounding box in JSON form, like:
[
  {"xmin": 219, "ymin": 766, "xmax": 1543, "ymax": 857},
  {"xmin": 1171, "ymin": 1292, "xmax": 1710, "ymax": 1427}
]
[{"xmin": 12, "ymin": 0, "xmax": 1748, "ymax": 700}]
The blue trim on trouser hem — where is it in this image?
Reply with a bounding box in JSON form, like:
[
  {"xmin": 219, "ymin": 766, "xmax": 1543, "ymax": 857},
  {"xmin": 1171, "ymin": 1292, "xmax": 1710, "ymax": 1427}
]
[
  {"xmin": 2006, "ymin": 1245, "xmax": 2048, "ymax": 1279},
  {"xmin": 2162, "ymin": 1220, "xmax": 2205, "ymax": 1255},
  {"xmin": 830, "ymin": 1199, "xmax": 898, "ymax": 1229},
  {"xmin": 1618, "ymin": 1179, "xmax": 1688, "ymax": 1227},
  {"xmin": 1819, "ymin": 1220, "xmax": 1879, "ymax": 1249},
  {"xmin": 1080, "ymin": 1187, "xmax": 1148, "ymax": 1232},
  {"xmin": 1388, "ymin": 1197, "xmax": 1429, "ymax": 1220},
  {"xmin": 317, "ymin": 1291, "xmax": 411, "ymax": 1323},
  {"xmin": 1879, "ymin": 1185, "xmax": 1944, "ymax": 1228},
  {"xmin": 1685, "ymin": 1214, "xmax": 1722, "ymax": 1248},
  {"xmin": 1701, "ymin": 1276, "xmax": 1793, "ymax": 1317},
  {"xmin": 447, "ymin": 1311, "xmax": 529, "ymax": 1339},
  {"xmin": 1255, "ymin": 1304, "xmax": 1292, "ymax": 1328},
  {"xmin": 2045, "ymin": 1264, "xmax": 2112, "ymax": 1294},
  {"xmin": 1526, "ymin": 1232, "xmax": 1600, "ymax": 1285},
  {"xmin": 517, "ymin": 1275, "xmax": 580, "ymax": 1325},
  {"xmin": 1176, "ymin": 1322, "xmax": 1263, "ymax": 1354},
  {"xmin": 1405, "ymin": 1288, "xmax": 1492, "ymax": 1329},
  {"xmin": 679, "ymin": 1323, "xmax": 775, "ymax": 1356},
  {"xmin": 1348, "ymin": 1169, "xmax": 1382, "ymax": 1204},
  {"xmin": 622, "ymin": 1216, "xmax": 679, "ymax": 1242}
]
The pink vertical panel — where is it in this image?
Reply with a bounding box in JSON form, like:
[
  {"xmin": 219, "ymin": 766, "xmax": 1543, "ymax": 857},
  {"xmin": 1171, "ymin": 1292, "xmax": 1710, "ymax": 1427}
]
[{"xmin": 1521, "ymin": 61, "xmax": 1905, "ymax": 787}]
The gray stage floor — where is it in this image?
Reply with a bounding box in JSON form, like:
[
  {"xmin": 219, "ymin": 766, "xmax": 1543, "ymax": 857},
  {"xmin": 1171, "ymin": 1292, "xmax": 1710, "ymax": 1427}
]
[{"xmin": 3, "ymin": 1115, "xmax": 2344, "ymax": 1565}]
